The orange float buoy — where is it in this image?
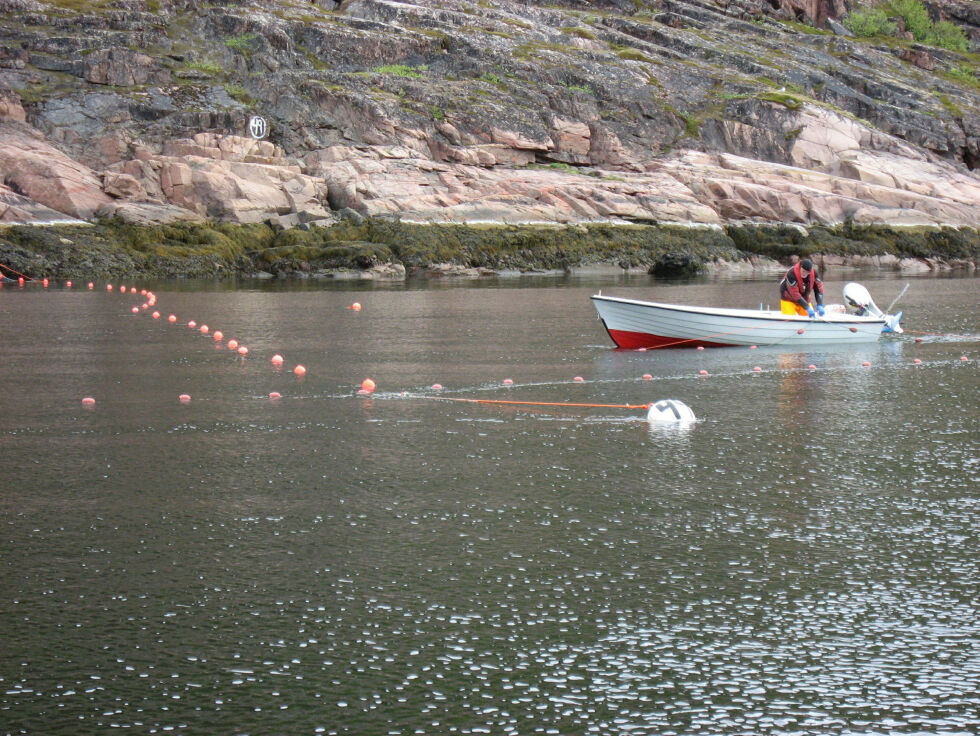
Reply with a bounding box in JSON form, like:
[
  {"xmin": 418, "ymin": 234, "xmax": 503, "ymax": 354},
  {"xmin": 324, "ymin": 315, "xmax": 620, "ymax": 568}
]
[
  {"xmin": 699, "ymin": 370, "xmax": 709, "ymax": 376},
  {"xmin": 914, "ymin": 337, "xmax": 923, "ymax": 343},
  {"xmin": 913, "ymin": 359, "xmax": 922, "ymax": 365},
  {"xmin": 88, "ymin": 282, "xmax": 94, "ymax": 289},
  {"xmin": 227, "ymin": 339, "xmax": 239, "ymax": 350},
  {"xmin": 502, "ymin": 378, "xmax": 513, "ymax": 385},
  {"xmin": 293, "ymin": 365, "xmax": 306, "ymax": 376},
  {"xmin": 697, "ymin": 346, "xmax": 704, "ymax": 351},
  {"xmin": 431, "ymin": 383, "xmax": 443, "ymax": 390},
  {"xmin": 752, "ymin": 366, "xmax": 762, "ymax": 372},
  {"xmin": 271, "ymin": 354, "xmax": 284, "ymax": 366},
  {"xmin": 961, "ymin": 356, "xmax": 969, "ymax": 362},
  {"xmin": 199, "ymin": 325, "xmax": 209, "ymax": 335},
  {"xmin": 361, "ymin": 378, "xmax": 376, "ymax": 393},
  {"xmin": 81, "ymin": 396, "xmax": 96, "ymax": 406},
  {"xmin": 42, "ymin": 278, "xmax": 49, "ymax": 287},
  {"xmin": 808, "ymin": 364, "xmax": 816, "ymax": 370},
  {"xmin": 140, "ymin": 289, "xmax": 147, "ymax": 296},
  {"xmin": 862, "ymin": 361, "xmax": 871, "ymax": 367},
  {"xmin": 642, "ymin": 374, "xmax": 652, "ymax": 380},
  {"xmin": 212, "ymin": 330, "xmax": 223, "ymax": 341},
  {"xmin": 637, "ymin": 348, "xmax": 646, "ymax": 352},
  {"xmin": 106, "ymin": 284, "xmax": 113, "ymax": 291},
  {"xmin": 849, "ymin": 327, "xmax": 857, "ymax": 333},
  {"xmin": 152, "ymin": 311, "xmax": 160, "ymax": 319},
  {"xmin": 573, "ymin": 376, "xmax": 584, "ymax": 382},
  {"xmin": 237, "ymin": 346, "xmax": 248, "ymax": 356},
  {"xmin": 797, "ymin": 328, "xmax": 805, "ymax": 334},
  {"xmin": 66, "ymin": 280, "xmax": 72, "ymax": 288},
  {"xmin": 179, "ymin": 394, "xmax": 191, "ymax": 402},
  {"xmin": 750, "ymin": 345, "xmax": 757, "ymax": 349},
  {"xmin": 188, "ymin": 320, "xmax": 197, "ymax": 329},
  {"xmin": 168, "ymin": 314, "xmax": 177, "ymax": 323},
  {"xmin": 131, "ymin": 306, "xmax": 139, "ymax": 314},
  {"xmin": 269, "ymin": 391, "xmax": 281, "ymax": 400}
]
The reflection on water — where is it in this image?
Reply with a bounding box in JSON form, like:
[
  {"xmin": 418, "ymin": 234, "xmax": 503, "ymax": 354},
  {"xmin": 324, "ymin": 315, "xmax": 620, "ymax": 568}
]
[{"xmin": 1, "ymin": 274, "xmax": 977, "ymax": 735}]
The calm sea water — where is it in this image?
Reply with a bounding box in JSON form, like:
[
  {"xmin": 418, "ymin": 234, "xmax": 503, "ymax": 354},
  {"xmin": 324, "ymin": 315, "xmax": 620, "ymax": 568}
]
[{"xmin": 1, "ymin": 272, "xmax": 978, "ymax": 736}]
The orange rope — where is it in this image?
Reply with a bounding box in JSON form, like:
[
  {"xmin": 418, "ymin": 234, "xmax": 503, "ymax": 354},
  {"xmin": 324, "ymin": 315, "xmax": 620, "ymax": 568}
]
[
  {"xmin": 0, "ymin": 262, "xmax": 31, "ymax": 281},
  {"xmin": 426, "ymin": 396, "xmax": 650, "ymax": 410}
]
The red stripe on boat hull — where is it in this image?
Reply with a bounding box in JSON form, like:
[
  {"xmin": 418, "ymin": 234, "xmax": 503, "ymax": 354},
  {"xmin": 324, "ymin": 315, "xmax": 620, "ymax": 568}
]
[{"xmin": 606, "ymin": 328, "xmax": 733, "ymax": 349}]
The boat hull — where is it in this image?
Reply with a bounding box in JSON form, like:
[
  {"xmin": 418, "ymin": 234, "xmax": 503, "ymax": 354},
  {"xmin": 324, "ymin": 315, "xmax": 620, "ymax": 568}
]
[{"xmin": 591, "ymin": 295, "xmax": 888, "ymax": 348}]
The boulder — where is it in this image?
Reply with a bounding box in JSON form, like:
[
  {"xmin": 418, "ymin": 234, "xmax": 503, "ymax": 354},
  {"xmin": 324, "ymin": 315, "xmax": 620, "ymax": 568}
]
[
  {"xmin": 0, "ymin": 183, "xmax": 86, "ymax": 224},
  {"xmin": 0, "ymin": 121, "xmax": 111, "ymax": 219},
  {"xmin": 96, "ymin": 201, "xmax": 206, "ymax": 225}
]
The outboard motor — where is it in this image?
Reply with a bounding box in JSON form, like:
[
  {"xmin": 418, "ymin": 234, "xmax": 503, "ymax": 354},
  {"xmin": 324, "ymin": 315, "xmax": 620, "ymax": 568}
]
[{"xmin": 843, "ymin": 282, "xmax": 903, "ymax": 333}]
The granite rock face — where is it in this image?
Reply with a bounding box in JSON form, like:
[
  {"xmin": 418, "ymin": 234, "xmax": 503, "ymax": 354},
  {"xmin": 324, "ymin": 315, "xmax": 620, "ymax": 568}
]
[{"xmin": 0, "ymin": 0, "xmax": 978, "ymax": 228}]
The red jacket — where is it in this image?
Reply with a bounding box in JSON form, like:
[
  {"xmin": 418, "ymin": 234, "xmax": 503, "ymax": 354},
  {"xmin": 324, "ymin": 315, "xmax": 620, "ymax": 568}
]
[{"xmin": 780, "ymin": 263, "xmax": 823, "ymax": 307}]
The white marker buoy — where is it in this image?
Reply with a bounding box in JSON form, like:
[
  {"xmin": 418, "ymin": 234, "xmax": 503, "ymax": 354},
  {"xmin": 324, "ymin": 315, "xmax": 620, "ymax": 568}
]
[{"xmin": 646, "ymin": 399, "xmax": 696, "ymax": 423}]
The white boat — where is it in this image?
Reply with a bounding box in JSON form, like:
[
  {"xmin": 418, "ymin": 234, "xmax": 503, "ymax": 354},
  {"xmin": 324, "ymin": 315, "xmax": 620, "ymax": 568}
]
[{"xmin": 591, "ymin": 282, "xmax": 903, "ymax": 349}]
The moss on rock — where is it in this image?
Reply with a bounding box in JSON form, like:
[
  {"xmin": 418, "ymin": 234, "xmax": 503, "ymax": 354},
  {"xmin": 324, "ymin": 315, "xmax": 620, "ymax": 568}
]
[{"xmin": 1, "ymin": 220, "xmax": 976, "ymax": 282}]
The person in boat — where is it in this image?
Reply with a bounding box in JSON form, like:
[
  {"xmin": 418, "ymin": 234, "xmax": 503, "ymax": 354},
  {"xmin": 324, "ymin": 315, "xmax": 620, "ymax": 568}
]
[{"xmin": 779, "ymin": 258, "xmax": 824, "ymax": 317}]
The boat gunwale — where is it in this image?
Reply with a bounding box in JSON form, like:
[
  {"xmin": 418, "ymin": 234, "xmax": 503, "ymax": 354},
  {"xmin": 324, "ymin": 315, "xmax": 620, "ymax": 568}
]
[{"xmin": 590, "ymin": 294, "xmax": 887, "ymax": 327}]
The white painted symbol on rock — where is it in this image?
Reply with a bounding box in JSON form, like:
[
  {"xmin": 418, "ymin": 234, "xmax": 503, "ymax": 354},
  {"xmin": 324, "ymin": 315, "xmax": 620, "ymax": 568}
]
[{"xmin": 248, "ymin": 116, "xmax": 268, "ymax": 140}]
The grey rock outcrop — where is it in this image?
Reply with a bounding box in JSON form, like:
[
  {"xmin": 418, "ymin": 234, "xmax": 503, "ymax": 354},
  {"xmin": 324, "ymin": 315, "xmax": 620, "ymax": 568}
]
[{"xmin": 0, "ymin": 0, "xmax": 977, "ymax": 228}]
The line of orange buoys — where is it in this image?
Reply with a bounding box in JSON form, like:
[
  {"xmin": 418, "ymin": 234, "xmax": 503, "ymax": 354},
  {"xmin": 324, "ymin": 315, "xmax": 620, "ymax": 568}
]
[
  {"xmin": 36, "ymin": 280, "xmax": 321, "ymax": 406},
  {"xmin": 2, "ymin": 277, "xmax": 974, "ymax": 410}
]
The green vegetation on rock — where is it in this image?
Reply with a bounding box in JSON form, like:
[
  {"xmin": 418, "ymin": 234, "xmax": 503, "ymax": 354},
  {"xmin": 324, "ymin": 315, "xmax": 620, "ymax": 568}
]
[
  {"xmin": 2, "ymin": 221, "xmax": 976, "ymax": 282},
  {"xmin": 373, "ymin": 64, "xmax": 427, "ymax": 78},
  {"xmin": 845, "ymin": 0, "xmax": 969, "ymax": 51}
]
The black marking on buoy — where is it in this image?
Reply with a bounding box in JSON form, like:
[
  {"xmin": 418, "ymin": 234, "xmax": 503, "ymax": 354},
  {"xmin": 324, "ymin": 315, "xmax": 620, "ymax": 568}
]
[{"xmin": 656, "ymin": 400, "xmax": 681, "ymax": 420}]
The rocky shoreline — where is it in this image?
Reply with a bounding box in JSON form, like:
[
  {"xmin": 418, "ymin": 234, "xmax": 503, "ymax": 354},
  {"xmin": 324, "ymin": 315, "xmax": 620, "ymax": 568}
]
[
  {"xmin": 1, "ymin": 219, "xmax": 976, "ymax": 283},
  {"xmin": 1, "ymin": 0, "xmax": 980, "ymax": 274}
]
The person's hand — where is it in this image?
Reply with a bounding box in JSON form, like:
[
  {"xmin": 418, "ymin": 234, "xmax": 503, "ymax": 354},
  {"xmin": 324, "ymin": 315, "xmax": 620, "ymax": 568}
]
[
  {"xmin": 806, "ymin": 306, "xmax": 815, "ymax": 318},
  {"xmin": 816, "ymin": 304, "xmax": 825, "ymax": 316}
]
